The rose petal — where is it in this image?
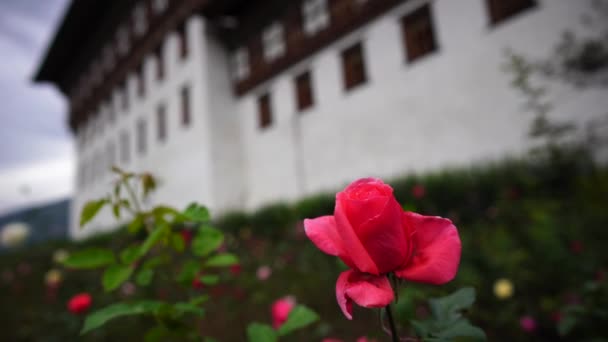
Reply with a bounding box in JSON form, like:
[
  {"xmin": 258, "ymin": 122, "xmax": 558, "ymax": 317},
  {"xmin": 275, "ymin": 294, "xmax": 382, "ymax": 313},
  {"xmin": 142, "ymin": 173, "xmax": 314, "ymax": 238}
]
[
  {"xmin": 355, "ymin": 195, "xmax": 409, "ymax": 274},
  {"xmin": 304, "ymin": 216, "xmax": 356, "ymax": 268},
  {"xmin": 336, "ymin": 270, "xmax": 394, "ymax": 320},
  {"xmin": 339, "ymin": 178, "xmax": 394, "ymax": 229},
  {"xmin": 395, "ymin": 212, "xmax": 461, "ymax": 285},
  {"xmin": 304, "ymin": 216, "xmax": 342, "ymax": 256},
  {"xmin": 335, "ymin": 201, "xmax": 379, "ymax": 275}
]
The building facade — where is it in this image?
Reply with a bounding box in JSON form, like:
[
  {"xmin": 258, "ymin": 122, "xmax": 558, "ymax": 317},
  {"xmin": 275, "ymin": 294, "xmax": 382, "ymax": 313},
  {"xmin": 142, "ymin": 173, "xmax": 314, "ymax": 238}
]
[{"xmin": 35, "ymin": 0, "xmax": 607, "ymax": 238}]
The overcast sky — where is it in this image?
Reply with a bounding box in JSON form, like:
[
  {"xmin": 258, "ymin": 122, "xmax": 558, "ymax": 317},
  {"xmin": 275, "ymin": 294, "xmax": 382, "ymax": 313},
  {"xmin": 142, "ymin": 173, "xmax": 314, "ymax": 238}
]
[{"xmin": 0, "ymin": 0, "xmax": 71, "ymax": 215}]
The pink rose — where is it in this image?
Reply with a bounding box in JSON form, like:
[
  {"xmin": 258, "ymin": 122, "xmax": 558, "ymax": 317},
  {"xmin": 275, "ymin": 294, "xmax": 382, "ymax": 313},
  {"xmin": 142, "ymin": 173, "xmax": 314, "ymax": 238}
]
[
  {"xmin": 520, "ymin": 315, "xmax": 536, "ymax": 333},
  {"xmin": 256, "ymin": 265, "xmax": 272, "ymax": 281},
  {"xmin": 68, "ymin": 293, "xmax": 92, "ymax": 315},
  {"xmin": 271, "ymin": 296, "xmax": 295, "ymax": 329},
  {"xmin": 304, "ymin": 178, "xmax": 461, "ymax": 319}
]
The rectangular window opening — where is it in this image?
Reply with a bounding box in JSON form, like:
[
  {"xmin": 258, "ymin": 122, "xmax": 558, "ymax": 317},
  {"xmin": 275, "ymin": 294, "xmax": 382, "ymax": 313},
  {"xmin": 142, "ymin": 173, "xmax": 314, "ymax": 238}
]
[
  {"xmin": 258, "ymin": 93, "xmax": 272, "ymax": 129},
  {"xmin": 401, "ymin": 4, "xmax": 438, "ymax": 63},
  {"xmin": 341, "ymin": 42, "xmax": 367, "ymax": 91},
  {"xmin": 295, "ymin": 71, "xmax": 314, "ymax": 111}
]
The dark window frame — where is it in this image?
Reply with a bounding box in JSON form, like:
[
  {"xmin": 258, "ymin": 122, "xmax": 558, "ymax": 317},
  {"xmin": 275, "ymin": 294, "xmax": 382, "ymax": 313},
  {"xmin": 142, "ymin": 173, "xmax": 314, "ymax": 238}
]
[
  {"xmin": 181, "ymin": 86, "xmax": 191, "ymax": 127},
  {"xmin": 137, "ymin": 64, "xmax": 145, "ymax": 97},
  {"xmin": 157, "ymin": 104, "xmax": 167, "ymax": 142},
  {"xmin": 177, "ymin": 23, "xmax": 188, "ymax": 59},
  {"xmin": 341, "ymin": 42, "xmax": 368, "ymax": 91},
  {"xmin": 486, "ymin": 0, "xmax": 536, "ymax": 26},
  {"xmin": 294, "ymin": 70, "xmax": 315, "ymax": 112},
  {"xmin": 137, "ymin": 118, "xmax": 147, "ymax": 155},
  {"xmin": 257, "ymin": 93, "xmax": 273, "ymax": 129},
  {"xmin": 155, "ymin": 45, "xmax": 165, "ymax": 80},
  {"xmin": 401, "ymin": 4, "xmax": 438, "ymax": 63}
]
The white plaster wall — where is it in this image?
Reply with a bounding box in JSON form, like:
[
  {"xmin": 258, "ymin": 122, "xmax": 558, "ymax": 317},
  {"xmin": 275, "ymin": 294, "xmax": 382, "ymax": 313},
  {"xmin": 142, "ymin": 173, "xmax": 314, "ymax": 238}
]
[
  {"xmin": 71, "ymin": 16, "xmax": 215, "ymax": 239},
  {"xmin": 237, "ymin": 0, "xmax": 608, "ymax": 210},
  {"xmin": 69, "ymin": 0, "xmax": 608, "ymax": 237},
  {"xmin": 203, "ymin": 29, "xmax": 247, "ymax": 214}
]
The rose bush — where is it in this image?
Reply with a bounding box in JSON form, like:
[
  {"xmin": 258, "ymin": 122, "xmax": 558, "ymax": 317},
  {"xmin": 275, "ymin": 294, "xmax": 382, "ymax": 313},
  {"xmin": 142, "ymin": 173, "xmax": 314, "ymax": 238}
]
[{"xmin": 304, "ymin": 178, "xmax": 461, "ymax": 319}]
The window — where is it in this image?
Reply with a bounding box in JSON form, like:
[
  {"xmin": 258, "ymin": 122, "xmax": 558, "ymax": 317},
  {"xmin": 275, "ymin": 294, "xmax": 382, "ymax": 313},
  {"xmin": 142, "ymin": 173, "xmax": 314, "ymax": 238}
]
[
  {"xmin": 486, "ymin": 0, "xmax": 535, "ymax": 25},
  {"xmin": 152, "ymin": 0, "xmax": 168, "ymax": 14},
  {"xmin": 263, "ymin": 23, "xmax": 286, "ymax": 61},
  {"xmin": 155, "ymin": 45, "xmax": 164, "ymax": 80},
  {"xmin": 341, "ymin": 42, "xmax": 367, "ymax": 90},
  {"xmin": 137, "ymin": 119, "xmax": 147, "ymax": 155},
  {"xmin": 120, "ymin": 131, "xmax": 130, "ymax": 163},
  {"xmin": 401, "ymin": 4, "xmax": 437, "ymax": 63},
  {"xmin": 137, "ymin": 64, "xmax": 145, "ymax": 97},
  {"xmin": 133, "ymin": 4, "xmax": 147, "ymax": 36},
  {"xmin": 77, "ymin": 163, "xmax": 84, "ymax": 188},
  {"xmin": 117, "ymin": 26, "xmax": 130, "ymax": 56},
  {"xmin": 177, "ymin": 23, "xmax": 188, "ymax": 59},
  {"xmin": 294, "ymin": 71, "xmax": 314, "ymax": 111},
  {"xmin": 181, "ymin": 86, "xmax": 191, "ymax": 127},
  {"xmin": 106, "ymin": 141, "xmax": 116, "ymax": 168},
  {"xmin": 157, "ymin": 104, "xmax": 167, "ymax": 142},
  {"xmin": 257, "ymin": 93, "xmax": 272, "ymax": 129},
  {"xmin": 121, "ymin": 82, "xmax": 129, "ymax": 111},
  {"xmin": 107, "ymin": 99, "xmax": 115, "ymax": 123},
  {"xmin": 233, "ymin": 48, "xmax": 250, "ymax": 80},
  {"xmin": 302, "ymin": 0, "xmax": 329, "ymax": 35}
]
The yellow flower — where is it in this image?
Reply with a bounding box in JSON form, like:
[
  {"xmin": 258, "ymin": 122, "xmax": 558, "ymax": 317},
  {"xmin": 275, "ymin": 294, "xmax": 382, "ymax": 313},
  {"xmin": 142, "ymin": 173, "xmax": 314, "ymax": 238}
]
[
  {"xmin": 45, "ymin": 269, "xmax": 63, "ymax": 286},
  {"xmin": 494, "ymin": 278, "xmax": 514, "ymax": 299},
  {"xmin": 53, "ymin": 249, "xmax": 69, "ymax": 264}
]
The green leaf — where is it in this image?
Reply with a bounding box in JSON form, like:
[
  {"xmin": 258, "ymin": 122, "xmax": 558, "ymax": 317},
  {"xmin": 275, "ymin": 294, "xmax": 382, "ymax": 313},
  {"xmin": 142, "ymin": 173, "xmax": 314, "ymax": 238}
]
[
  {"xmin": 277, "ymin": 305, "xmax": 319, "ymax": 336},
  {"xmin": 189, "ymin": 295, "xmax": 209, "ymax": 306},
  {"xmin": 135, "ymin": 268, "xmax": 154, "ymax": 286},
  {"xmin": 102, "ymin": 264, "xmax": 134, "ymax": 292},
  {"xmin": 192, "ymin": 226, "xmax": 224, "ymax": 257},
  {"xmin": 128, "ymin": 214, "xmax": 145, "ymax": 234},
  {"xmin": 429, "ymin": 287, "xmax": 476, "ymax": 322},
  {"xmin": 112, "ymin": 203, "xmax": 121, "ymax": 219},
  {"xmin": 120, "ymin": 245, "xmax": 142, "ymax": 264},
  {"xmin": 140, "ymin": 224, "xmax": 170, "ymax": 256},
  {"xmin": 205, "ymin": 253, "xmax": 238, "ymax": 267},
  {"xmin": 144, "ymin": 326, "xmax": 170, "ymax": 342},
  {"xmin": 170, "ymin": 232, "xmax": 186, "ymax": 253},
  {"xmin": 80, "ymin": 199, "xmax": 109, "ymax": 227},
  {"xmin": 63, "ymin": 248, "xmax": 115, "ymax": 269},
  {"xmin": 141, "ymin": 173, "xmax": 157, "ymax": 197},
  {"xmin": 247, "ymin": 323, "xmax": 277, "ymax": 342},
  {"xmin": 177, "ymin": 260, "xmax": 201, "ymax": 283},
  {"xmin": 435, "ymin": 319, "xmax": 486, "ymax": 340},
  {"xmin": 81, "ymin": 301, "xmax": 164, "ymax": 334},
  {"xmin": 152, "ymin": 206, "xmax": 181, "ymax": 220},
  {"xmin": 199, "ymin": 274, "xmax": 220, "ymax": 285},
  {"xmin": 142, "ymin": 255, "xmax": 170, "ymax": 269},
  {"xmin": 173, "ymin": 302, "xmax": 205, "ymax": 317},
  {"xmin": 183, "ymin": 203, "xmax": 210, "ymax": 223}
]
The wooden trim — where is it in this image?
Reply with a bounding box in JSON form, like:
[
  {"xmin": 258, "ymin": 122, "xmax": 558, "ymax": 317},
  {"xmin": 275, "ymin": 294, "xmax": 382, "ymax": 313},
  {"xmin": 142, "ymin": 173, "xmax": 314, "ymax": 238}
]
[
  {"xmin": 69, "ymin": 0, "xmax": 206, "ymax": 132},
  {"xmin": 234, "ymin": 0, "xmax": 407, "ymax": 95}
]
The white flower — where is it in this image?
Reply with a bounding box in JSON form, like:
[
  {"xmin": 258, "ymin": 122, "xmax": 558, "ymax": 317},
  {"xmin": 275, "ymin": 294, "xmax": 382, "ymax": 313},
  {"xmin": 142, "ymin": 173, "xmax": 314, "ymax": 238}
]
[{"xmin": 1, "ymin": 222, "xmax": 30, "ymax": 247}]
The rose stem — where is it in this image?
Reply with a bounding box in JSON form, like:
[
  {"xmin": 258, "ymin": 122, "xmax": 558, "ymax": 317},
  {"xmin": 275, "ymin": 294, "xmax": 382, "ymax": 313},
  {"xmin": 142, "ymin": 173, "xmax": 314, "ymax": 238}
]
[{"xmin": 385, "ymin": 304, "xmax": 399, "ymax": 342}]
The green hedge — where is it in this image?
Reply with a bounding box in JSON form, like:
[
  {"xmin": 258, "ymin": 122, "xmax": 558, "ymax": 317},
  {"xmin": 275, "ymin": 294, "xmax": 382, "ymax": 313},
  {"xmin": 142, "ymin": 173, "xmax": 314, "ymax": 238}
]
[{"xmin": 1, "ymin": 151, "xmax": 606, "ymax": 341}]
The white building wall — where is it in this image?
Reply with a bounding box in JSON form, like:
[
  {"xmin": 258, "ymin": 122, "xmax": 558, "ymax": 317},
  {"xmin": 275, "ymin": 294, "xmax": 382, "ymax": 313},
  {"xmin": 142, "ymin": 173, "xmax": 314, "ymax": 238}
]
[
  {"xmin": 237, "ymin": 0, "xmax": 608, "ymax": 210},
  {"xmin": 71, "ymin": 16, "xmax": 216, "ymax": 239},
  {"xmin": 69, "ymin": 0, "xmax": 608, "ymax": 238}
]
